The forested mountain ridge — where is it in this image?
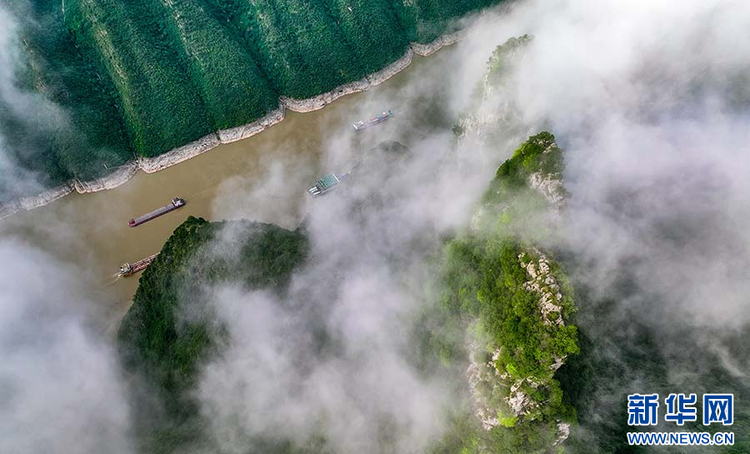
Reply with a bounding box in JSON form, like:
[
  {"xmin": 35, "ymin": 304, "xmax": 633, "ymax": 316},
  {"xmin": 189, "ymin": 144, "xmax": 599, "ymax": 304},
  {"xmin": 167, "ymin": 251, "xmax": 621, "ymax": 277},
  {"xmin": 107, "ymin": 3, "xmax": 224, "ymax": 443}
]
[
  {"xmin": 432, "ymin": 132, "xmax": 579, "ymax": 453},
  {"xmin": 452, "ymin": 33, "xmax": 531, "ymax": 144},
  {"xmin": 1, "ymin": 0, "xmax": 501, "ymax": 204}
]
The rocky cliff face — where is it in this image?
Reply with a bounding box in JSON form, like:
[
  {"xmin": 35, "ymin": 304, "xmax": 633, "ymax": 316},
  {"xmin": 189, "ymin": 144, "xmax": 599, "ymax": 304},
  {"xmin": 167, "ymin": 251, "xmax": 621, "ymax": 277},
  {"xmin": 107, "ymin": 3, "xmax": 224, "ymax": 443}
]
[
  {"xmin": 437, "ymin": 131, "xmax": 577, "ymax": 453},
  {"xmin": 465, "ymin": 247, "xmax": 573, "ymax": 429},
  {"xmin": 440, "ymin": 44, "xmax": 577, "ymax": 449}
]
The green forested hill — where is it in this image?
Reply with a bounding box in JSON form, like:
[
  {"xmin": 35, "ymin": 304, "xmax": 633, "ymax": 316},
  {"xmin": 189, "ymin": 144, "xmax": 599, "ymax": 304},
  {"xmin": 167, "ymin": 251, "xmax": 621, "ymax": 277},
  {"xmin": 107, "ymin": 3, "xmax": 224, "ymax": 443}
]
[
  {"xmin": 430, "ymin": 133, "xmax": 578, "ymax": 453},
  {"xmin": 118, "ymin": 216, "xmax": 309, "ymax": 453},
  {"xmin": 1, "ymin": 0, "xmax": 500, "ymax": 202}
]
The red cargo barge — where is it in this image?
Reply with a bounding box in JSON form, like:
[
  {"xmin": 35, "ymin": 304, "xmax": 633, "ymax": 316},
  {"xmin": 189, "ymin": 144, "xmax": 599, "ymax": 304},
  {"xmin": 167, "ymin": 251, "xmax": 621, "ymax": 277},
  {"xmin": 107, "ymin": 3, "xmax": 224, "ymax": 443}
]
[
  {"xmin": 128, "ymin": 197, "xmax": 185, "ymax": 227},
  {"xmin": 119, "ymin": 253, "xmax": 159, "ymax": 277}
]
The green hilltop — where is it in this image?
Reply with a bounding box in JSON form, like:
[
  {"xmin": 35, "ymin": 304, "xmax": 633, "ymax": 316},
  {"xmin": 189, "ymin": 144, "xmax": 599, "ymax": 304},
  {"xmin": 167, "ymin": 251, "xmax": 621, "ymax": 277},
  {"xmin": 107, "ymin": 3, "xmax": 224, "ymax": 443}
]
[
  {"xmin": 118, "ymin": 216, "xmax": 309, "ymax": 453},
  {"xmin": 428, "ymin": 133, "xmax": 578, "ymax": 453},
  {"xmin": 1, "ymin": 0, "xmax": 501, "ymax": 202}
]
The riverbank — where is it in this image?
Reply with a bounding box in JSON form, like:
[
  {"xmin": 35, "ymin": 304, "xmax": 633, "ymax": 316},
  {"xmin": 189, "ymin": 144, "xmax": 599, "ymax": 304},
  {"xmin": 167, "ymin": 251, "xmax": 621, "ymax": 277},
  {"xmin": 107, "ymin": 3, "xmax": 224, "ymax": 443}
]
[{"xmin": 0, "ymin": 32, "xmax": 464, "ymax": 220}]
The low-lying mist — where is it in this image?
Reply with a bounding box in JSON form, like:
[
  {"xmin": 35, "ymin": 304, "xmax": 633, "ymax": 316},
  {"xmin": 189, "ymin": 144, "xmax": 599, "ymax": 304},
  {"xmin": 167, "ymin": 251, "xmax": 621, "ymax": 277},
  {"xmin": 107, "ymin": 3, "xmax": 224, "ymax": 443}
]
[
  {"xmin": 192, "ymin": 0, "xmax": 750, "ymax": 451},
  {"xmin": 0, "ymin": 239, "xmax": 133, "ymax": 454},
  {"xmin": 2, "ymin": 0, "xmax": 750, "ymax": 452}
]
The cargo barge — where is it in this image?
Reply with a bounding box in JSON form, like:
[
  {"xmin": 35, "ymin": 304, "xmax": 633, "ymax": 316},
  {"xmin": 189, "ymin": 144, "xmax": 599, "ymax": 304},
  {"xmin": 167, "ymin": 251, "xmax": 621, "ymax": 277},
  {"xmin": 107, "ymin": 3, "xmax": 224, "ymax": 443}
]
[
  {"xmin": 352, "ymin": 110, "xmax": 393, "ymax": 131},
  {"xmin": 119, "ymin": 253, "xmax": 159, "ymax": 277},
  {"xmin": 308, "ymin": 172, "xmax": 350, "ymax": 197},
  {"xmin": 128, "ymin": 197, "xmax": 185, "ymax": 227}
]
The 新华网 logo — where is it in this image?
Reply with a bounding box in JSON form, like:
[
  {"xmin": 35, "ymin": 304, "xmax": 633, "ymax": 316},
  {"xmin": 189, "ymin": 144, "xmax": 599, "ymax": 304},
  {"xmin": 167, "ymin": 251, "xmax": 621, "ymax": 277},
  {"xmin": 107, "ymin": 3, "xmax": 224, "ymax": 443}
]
[
  {"xmin": 703, "ymin": 394, "xmax": 733, "ymax": 426},
  {"xmin": 627, "ymin": 393, "xmax": 733, "ymax": 426},
  {"xmin": 626, "ymin": 393, "xmax": 734, "ymax": 447}
]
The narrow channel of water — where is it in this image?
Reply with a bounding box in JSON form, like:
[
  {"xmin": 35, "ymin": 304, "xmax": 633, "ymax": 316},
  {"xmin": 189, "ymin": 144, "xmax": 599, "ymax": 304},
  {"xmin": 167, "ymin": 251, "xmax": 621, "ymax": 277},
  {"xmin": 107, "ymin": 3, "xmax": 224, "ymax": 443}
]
[{"xmin": 0, "ymin": 48, "xmax": 460, "ymax": 333}]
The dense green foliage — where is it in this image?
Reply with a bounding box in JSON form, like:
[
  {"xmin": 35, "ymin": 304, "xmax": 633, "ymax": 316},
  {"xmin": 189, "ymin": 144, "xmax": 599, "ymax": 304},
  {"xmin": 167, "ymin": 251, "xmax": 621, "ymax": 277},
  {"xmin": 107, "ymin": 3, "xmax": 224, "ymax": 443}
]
[
  {"xmin": 431, "ymin": 411, "xmax": 561, "ymax": 454},
  {"xmin": 389, "ymin": 0, "xmax": 497, "ymax": 43},
  {"xmin": 473, "ymin": 131, "xmax": 566, "ymax": 244},
  {"xmin": 2, "ymin": 0, "xmax": 500, "ymax": 201},
  {"xmin": 490, "ymin": 131, "xmax": 563, "ymax": 190},
  {"xmin": 1, "ymin": 0, "xmax": 134, "ymax": 197},
  {"xmin": 118, "ymin": 216, "xmax": 308, "ymax": 453},
  {"xmin": 430, "ymin": 132, "xmax": 579, "ymax": 452},
  {"xmin": 444, "ymin": 240, "xmax": 579, "ymax": 380},
  {"xmin": 66, "ymin": 0, "xmax": 217, "ymax": 157}
]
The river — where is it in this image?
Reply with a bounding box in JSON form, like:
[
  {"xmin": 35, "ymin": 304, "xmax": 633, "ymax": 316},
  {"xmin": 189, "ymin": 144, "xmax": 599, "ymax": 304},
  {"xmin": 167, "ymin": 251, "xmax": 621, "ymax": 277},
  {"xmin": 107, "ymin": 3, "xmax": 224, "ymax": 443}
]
[{"xmin": 0, "ymin": 47, "xmax": 461, "ymax": 334}]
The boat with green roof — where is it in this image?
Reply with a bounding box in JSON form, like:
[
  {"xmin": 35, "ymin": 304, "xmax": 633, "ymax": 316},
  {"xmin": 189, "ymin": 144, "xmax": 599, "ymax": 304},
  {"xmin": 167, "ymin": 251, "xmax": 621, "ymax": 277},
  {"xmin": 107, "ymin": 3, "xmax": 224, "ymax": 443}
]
[{"xmin": 307, "ymin": 172, "xmax": 349, "ymax": 197}]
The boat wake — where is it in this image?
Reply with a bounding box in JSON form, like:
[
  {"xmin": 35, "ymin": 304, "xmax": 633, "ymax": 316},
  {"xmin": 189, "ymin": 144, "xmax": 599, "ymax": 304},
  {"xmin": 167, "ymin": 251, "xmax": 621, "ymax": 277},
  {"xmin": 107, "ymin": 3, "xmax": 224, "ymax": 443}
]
[{"xmin": 106, "ymin": 273, "xmax": 122, "ymax": 286}]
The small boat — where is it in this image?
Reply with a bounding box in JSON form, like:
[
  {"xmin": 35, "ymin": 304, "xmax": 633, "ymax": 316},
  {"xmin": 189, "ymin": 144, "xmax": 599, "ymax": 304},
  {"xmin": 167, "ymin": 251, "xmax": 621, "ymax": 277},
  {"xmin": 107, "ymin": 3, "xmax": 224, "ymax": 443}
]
[
  {"xmin": 352, "ymin": 110, "xmax": 393, "ymax": 131},
  {"xmin": 307, "ymin": 172, "xmax": 349, "ymax": 197},
  {"xmin": 128, "ymin": 197, "xmax": 185, "ymax": 227}
]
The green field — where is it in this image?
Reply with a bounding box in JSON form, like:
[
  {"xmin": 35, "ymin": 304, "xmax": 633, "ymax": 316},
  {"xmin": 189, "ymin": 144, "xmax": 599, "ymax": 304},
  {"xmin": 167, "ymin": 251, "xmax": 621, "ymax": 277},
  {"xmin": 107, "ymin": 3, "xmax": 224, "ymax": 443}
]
[{"xmin": 1, "ymin": 0, "xmax": 500, "ymax": 202}]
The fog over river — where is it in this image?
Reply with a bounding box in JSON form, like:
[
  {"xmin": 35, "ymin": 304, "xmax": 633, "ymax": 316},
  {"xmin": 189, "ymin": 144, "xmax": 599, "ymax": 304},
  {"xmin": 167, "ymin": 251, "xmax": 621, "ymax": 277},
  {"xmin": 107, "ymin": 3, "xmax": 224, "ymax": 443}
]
[{"xmin": 0, "ymin": 48, "xmax": 464, "ymax": 333}]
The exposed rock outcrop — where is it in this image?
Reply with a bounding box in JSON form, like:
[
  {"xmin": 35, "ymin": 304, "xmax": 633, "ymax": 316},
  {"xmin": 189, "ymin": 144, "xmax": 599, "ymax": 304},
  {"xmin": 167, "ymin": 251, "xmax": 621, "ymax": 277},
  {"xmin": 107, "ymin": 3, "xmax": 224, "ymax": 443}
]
[
  {"xmin": 467, "ymin": 341, "xmax": 505, "ymax": 430},
  {"xmin": 411, "ymin": 31, "xmax": 464, "ymax": 56},
  {"xmin": 527, "ymin": 139, "xmax": 565, "ymax": 211},
  {"xmin": 0, "ymin": 183, "xmax": 74, "ymax": 218},
  {"xmin": 519, "ymin": 251, "xmax": 565, "ymax": 327},
  {"xmin": 506, "ymin": 378, "xmax": 539, "ymax": 417},
  {"xmin": 139, "ymin": 135, "xmax": 220, "ymax": 173},
  {"xmin": 555, "ymin": 422, "xmax": 571, "ymax": 446},
  {"xmin": 217, "ymin": 109, "xmax": 285, "ymax": 144},
  {"xmin": 73, "ymin": 161, "xmax": 139, "ymax": 193}
]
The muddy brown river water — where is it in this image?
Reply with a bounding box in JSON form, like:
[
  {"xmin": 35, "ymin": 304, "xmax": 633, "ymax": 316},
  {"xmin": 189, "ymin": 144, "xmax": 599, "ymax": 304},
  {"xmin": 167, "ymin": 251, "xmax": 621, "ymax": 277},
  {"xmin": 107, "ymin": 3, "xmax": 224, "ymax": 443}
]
[{"xmin": 0, "ymin": 49, "xmax": 460, "ymax": 333}]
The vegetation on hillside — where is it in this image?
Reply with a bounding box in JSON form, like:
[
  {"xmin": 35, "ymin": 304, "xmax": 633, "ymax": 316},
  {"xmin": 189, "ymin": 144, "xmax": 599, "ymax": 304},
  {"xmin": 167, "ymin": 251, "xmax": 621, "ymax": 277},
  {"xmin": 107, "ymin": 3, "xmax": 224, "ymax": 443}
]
[
  {"xmin": 118, "ymin": 216, "xmax": 308, "ymax": 453},
  {"xmin": 426, "ymin": 132, "xmax": 579, "ymax": 453},
  {"xmin": 483, "ymin": 35, "xmax": 531, "ymax": 87},
  {"xmin": 1, "ymin": 0, "xmax": 134, "ymax": 196},
  {"xmin": 1, "ymin": 0, "xmax": 501, "ymax": 202}
]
